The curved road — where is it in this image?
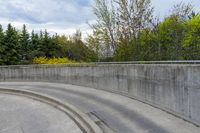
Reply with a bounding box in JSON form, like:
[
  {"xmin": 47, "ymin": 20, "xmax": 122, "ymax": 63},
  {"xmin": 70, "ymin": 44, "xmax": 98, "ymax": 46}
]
[
  {"xmin": 0, "ymin": 82, "xmax": 199, "ymax": 133},
  {"xmin": 0, "ymin": 93, "xmax": 82, "ymax": 133}
]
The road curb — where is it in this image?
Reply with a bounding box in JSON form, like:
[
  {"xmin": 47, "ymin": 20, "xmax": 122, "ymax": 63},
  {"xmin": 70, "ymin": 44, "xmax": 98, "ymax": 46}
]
[{"xmin": 0, "ymin": 88, "xmax": 103, "ymax": 133}]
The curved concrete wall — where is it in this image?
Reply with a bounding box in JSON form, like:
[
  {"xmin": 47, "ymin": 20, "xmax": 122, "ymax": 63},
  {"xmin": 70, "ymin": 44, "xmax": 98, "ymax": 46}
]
[{"xmin": 0, "ymin": 64, "xmax": 200, "ymax": 126}]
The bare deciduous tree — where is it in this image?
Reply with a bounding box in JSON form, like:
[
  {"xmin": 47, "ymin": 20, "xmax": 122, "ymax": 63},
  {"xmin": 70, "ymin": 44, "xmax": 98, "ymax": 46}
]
[
  {"xmin": 91, "ymin": 0, "xmax": 118, "ymax": 56},
  {"xmin": 170, "ymin": 2, "xmax": 193, "ymax": 20},
  {"xmin": 117, "ymin": 0, "xmax": 154, "ymax": 37},
  {"xmin": 115, "ymin": 0, "xmax": 154, "ymax": 59},
  {"xmin": 91, "ymin": 0, "xmax": 154, "ymax": 58}
]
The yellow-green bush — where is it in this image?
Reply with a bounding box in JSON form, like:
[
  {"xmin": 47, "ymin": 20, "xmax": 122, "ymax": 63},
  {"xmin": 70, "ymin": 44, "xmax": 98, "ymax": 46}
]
[{"xmin": 33, "ymin": 57, "xmax": 77, "ymax": 64}]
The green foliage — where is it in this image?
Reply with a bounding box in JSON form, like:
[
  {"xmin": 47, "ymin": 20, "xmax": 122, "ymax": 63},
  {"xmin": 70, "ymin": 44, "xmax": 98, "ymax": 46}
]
[
  {"xmin": 158, "ymin": 15, "xmax": 185, "ymax": 60},
  {"xmin": 0, "ymin": 25, "xmax": 98, "ymax": 65},
  {"xmin": 183, "ymin": 15, "xmax": 200, "ymax": 59},
  {"xmin": 136, "ymin": 29, "xmax": 159, "ymax": 61},
  {"xmin": 19, "ymin": 24, "xmax": 30, "ymax": 64},
  {"xmin": 111, "ymin": 14, "xmax": 200, "ymax": 61},
  {"xmin": 2, "ymin": 24, "xmax": 21, "ymax": 65},
  {"xmin": 56, "ymin": 32, "xmax": 98, "ymax": 62},
  {"xmin": 90, "ymin": 0, "xmax": 200, "ymax": 61},
  {"xmin": 0, "ymin": 9, "xmax": 200, "ymax": 65},
  {"xmin": 39, "ymin": 30, "xmax": 61, "ymax": 58},
  {"xmin": 0, "ymin": 25, "xmax": 4, "ymax": 64},
  {"xmin": 86, "ymin": 34, "xmax": 101, "ymax": 60},
  {"xmin": 114, "ymin": 39, "xmax": 132, "ymax": 61}
]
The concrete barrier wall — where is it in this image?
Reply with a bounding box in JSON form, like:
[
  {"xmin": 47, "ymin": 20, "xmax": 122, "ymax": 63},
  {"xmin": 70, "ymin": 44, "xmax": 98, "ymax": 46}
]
[{"xmin": 0, "ymin": 64, "xmax": 200, "ymax": 126}]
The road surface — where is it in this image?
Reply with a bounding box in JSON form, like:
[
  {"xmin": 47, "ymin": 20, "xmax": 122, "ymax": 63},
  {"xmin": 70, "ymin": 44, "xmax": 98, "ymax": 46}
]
[
  {"xmin": 0, "ymin": 93, "xmax": 82, "ymax": 133},
  {"xmin": 0, "ymin": 82, "xmax": 200, "ymax": 133}
]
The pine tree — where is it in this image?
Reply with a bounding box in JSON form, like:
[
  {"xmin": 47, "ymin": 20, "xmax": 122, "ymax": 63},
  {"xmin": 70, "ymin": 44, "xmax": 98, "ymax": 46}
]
[
  {"xmin": 3, "ymin": 24, "xmax": 21, "ymax": 65},
  {"xmin": 43, "ymin": 30, "xmax": 51, "ymax": 57},
  {"xmin": 20, "ymin": 24, "xmax": 30, "ymax": 63},
  {"xmin": 42, "ymin": 30, "xmax": 61, "ymax": 58},
  {"xmin": 29, "ymin": 30, "xmax": 40, "ymax": 58},
  {"xmin": 0, "ymin": 25, "xmax": 4, "ymax": 64},
  {"xmin": 36, "ymin": 30, "xmax": 45, "ymax": 57}
]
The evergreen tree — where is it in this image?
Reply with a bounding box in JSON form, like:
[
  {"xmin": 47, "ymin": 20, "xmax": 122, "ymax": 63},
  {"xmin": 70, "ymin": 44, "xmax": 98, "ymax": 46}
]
[
  {"xmin": 30, "ymin": 30, "xmax": 40, "ymax": 59},
  {"xmin": 20, "ymin": 24, "xmax": 30, "ymax": 63},
  {"xmin": 3, "ymin": 24, "xmax": 21, "ymax": 65},
  {"xmin": 41, "ymin": 30, "xmax": 61, "ymax": 58},
  {"xmin": 43, "ymin": 30, "xmax": 51, "ymax": 57},
  {"xmin": 0, "ymin": 25, "xmax": 4, "ymax": 64}
]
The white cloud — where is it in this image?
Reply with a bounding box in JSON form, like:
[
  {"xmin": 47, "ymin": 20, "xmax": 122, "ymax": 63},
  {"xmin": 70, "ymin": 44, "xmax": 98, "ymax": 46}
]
[
  {"xmin": 0, "ymin": 0, "xmax": 94, "ymax": 37},
  {"xmin": 0, "ymin": 0, "xmax": 199, "ymax": 38},
  {"xmin": 152, "ymin": 0, "xmax": 200, "ymax": 18}
]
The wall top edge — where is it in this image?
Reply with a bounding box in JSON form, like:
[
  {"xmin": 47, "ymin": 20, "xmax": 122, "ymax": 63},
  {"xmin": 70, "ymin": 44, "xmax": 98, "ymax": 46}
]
[{"xmin": 0, "ymin": 63, "xmax": 200, "ymax": 68}]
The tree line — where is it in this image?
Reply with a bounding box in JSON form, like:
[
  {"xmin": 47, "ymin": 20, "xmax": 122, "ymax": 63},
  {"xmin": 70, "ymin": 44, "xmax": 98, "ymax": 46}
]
[
  {"xmin": 87, "ymin": 0, "xmax": 200, "ymax": 61},
  {"xmin": 0, "ymin": 24, "xmax": 97, "ymax": 65},
  {"xmin": 0, "ymin": 0, "xmax": 199, "ymax": 65}
]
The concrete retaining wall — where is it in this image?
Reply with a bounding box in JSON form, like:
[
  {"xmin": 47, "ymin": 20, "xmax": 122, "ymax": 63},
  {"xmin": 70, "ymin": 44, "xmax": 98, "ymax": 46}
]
[{"xmin": 0, "ymin": 64, "xmax": 200, "ymax": 126}]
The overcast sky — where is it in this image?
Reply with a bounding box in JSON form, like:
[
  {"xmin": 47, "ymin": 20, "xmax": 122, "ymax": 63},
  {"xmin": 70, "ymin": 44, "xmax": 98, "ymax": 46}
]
[{"xmin": 0, "ymin": 0, "xmax": 199, "ymax": 37}]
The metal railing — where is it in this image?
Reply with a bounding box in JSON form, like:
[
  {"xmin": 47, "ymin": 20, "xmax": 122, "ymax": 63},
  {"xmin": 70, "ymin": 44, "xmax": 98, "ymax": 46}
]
[{"xmin": 95, "ymin": 60, "xmax": 200, "ymax": 64}]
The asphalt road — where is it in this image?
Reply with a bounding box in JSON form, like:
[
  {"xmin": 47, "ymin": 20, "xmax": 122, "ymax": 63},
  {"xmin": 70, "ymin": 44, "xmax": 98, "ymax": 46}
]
[
  {"xmin": 0, "ymin": 93, "xmax": 82, "ymax": 133},
  {"xmin": 0, "ymin": 82, "xmax": 200, "ymax": 133}
]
